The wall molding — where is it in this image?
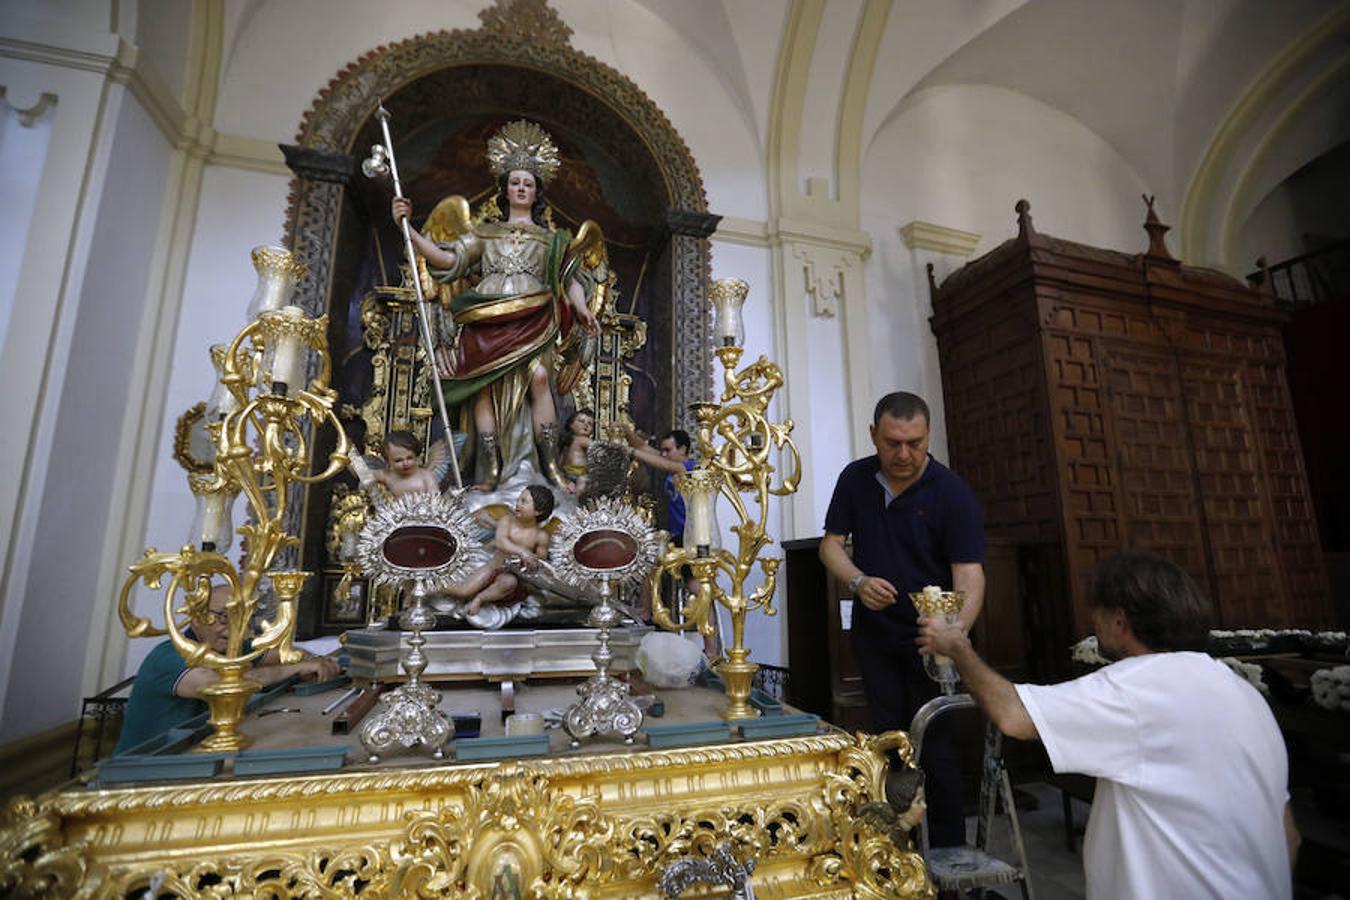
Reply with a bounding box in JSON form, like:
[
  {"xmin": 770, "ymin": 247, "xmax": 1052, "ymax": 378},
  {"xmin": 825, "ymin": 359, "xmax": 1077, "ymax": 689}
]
[
  {"xmin": 712, "ymin": 215, "xmax": 771, "ymax": 247},
  {"xmin": 900, "ymin": 220, "xmax": 981, "ymax": 257},
  {"xmin": 1220, "ymin": 55, "xmax": 1350, "ymax": 269},
  {"xmin": 0, "ymin": 85, "xmax": 58, "ymax": 126},
  {"xmin": 2, "ymin": 28, "xmax": 285, "ymax": 177}
]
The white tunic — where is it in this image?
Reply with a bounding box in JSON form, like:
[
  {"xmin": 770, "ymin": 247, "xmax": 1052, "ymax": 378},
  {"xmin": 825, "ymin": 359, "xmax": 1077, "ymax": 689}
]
[{"xmin": 1016, "ymin": 652, "xmax": 1290, "ymax": 900}]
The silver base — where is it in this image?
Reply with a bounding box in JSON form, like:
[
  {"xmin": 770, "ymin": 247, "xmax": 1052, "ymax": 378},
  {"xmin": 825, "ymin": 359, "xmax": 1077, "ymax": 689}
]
[
  {"xmin": 344, "ymin": 625, "xmax": 653, "ymax": 681},
  {"xmin": 562, "ymin": 673, "xmax": 643, "ymax": 747},
  {"xmin": 358, "ymin": 681, "xmax": 452, "ymax": 762},
  {"xmin": 562, "ymin": 583, "xmax": 643, "ymax": 747}
]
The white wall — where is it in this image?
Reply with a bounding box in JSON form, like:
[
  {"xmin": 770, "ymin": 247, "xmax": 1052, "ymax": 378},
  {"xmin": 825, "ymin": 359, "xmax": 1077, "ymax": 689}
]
[
  {"xmin": 860, "ymin": 84, "xmax": 1151, "ymax": 462},
  {"xmin": 4, "ymin": 88, "xmax": 174, "ymax": 739}
]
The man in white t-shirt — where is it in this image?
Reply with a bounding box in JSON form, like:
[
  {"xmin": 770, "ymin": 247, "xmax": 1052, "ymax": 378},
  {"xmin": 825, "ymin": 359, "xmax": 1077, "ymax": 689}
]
[{"xmin": 918, "ymin": 551, "xmax": 1299, "ymax": 900}]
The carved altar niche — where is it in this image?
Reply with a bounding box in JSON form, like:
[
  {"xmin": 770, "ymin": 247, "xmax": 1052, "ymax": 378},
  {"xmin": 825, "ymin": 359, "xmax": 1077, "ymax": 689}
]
[{"xmin": 279, "ymin": 0, "xmax": 719, "ymax": 633}]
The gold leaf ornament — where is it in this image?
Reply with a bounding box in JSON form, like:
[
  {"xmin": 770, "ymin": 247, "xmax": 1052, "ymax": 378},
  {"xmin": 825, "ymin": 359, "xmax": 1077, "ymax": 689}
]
[{"xmin": 486, "ymin": 119, "xmax": 561, "ymax": 185}]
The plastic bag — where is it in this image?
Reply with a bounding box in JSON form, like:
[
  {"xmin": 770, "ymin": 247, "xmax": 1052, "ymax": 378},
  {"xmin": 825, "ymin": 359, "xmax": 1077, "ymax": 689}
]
[{"xmin": 636, "ymin": 632, "xmax": 704, "ymax": 688}]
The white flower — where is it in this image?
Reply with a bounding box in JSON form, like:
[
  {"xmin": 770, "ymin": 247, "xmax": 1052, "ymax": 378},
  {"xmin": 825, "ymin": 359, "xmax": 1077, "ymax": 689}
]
[
  {"xmin": 1220, "ymin": 657, "xmax": 1269, "ymax": 696},
  {"xmin": 1071, "ymin": 636, "xmax": 1109, "ymax": 667}
]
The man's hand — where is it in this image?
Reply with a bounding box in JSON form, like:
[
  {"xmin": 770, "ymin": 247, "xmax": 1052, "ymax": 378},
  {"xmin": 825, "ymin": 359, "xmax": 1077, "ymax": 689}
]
[
  {"xmin": 917, "ymin": 615, "xmax": 970, "ymax": 659},
  {"xmin": 856, "ymin": 575, "xmax": 898, "ymax": 611},
  {"xmin": 624, "ymin": 427, "xmax": 647, "ymax": 449},
  {"xmin": 294, "ymin": 656, "xmax": 341, "ymax": 682}
]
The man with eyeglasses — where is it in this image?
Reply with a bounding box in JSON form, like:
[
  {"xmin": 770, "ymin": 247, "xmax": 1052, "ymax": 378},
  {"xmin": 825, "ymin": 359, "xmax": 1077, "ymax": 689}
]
[{"xmin": 115, "ymin": 585, "xmax": 340, "ymax": 754}]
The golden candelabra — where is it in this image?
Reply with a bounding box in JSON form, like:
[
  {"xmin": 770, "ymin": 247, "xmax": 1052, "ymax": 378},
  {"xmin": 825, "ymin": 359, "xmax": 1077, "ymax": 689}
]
[
  {"xmin": 116, "ymin": 247, "xmax": 350, "ymax": 753},
  {"xmin": 650, "ymin": 278, "xmax": 801, "ymax": 720}
]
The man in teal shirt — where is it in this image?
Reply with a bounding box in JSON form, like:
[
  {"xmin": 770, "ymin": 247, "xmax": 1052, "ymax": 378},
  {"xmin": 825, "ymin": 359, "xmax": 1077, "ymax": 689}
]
[{"xmin": 115, "ymin": 585, "xmax": 340, "ymax": 753}]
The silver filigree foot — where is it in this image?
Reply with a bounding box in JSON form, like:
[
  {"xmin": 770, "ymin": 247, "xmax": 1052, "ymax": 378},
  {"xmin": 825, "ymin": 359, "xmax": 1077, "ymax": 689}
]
[
  {"xmin": 563, "ymin": 673, "xmax": 644, "ymax": 747},
  {"xmin": 359, "ymin": 680, "xmax": 452, "ymax": 762}
]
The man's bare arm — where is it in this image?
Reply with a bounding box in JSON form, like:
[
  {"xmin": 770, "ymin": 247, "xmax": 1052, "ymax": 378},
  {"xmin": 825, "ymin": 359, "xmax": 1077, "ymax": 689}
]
[
  {"xmin": 917, "ymin": 618, "xmax": 1038, "ymax": 740},
  {"xmin": 630, "ymin": 443, "xmax": 687, "ymax": 474},
  {"xmin": 952, "ymin": 562, "xmax": 985, "ymax": 632},
  {"xmin": 175, "ymin": 656, "xmax": 340, "ymax": 699}
]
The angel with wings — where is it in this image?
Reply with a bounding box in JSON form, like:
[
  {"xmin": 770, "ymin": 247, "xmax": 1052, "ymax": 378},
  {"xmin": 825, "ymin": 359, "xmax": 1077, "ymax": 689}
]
[
  {"xmin": 349, "ymin": 430, "xmax": 455, "ymax": 503},
  {"xmin": 391, "ymin": 120, "xmax": 606, "ymax": 492}
]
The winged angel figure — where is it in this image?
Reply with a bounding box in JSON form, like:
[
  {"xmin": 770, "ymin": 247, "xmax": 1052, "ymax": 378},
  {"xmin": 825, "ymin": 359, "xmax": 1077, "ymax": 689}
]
[{"xmin": 392, "ymin": 120, "xmax": 609, "ymax": 493}]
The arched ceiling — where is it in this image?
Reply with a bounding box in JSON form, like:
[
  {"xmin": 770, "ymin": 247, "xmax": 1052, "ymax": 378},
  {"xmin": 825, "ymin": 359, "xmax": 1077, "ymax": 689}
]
[
  {"xmin": 199, "ymin": 0, "xmax": 1349, "ymax": 259},
  {"xmin": 862, "ymin": 0, "xmax": 1334, "ymax": 207}
]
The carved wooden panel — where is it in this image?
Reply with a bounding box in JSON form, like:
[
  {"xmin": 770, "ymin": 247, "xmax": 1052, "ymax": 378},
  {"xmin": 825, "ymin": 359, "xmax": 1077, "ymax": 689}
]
[
  {"xmin": 938, "ymin": 293, "xmax": 1058, "ymax": 545},
  {"xmin": 1098, "ymin": 346, "xmax": 1209, "ymax": 595},
  {"xmin": 931, "ymin": 209, "xmax": 1331, "ymax": 654}
]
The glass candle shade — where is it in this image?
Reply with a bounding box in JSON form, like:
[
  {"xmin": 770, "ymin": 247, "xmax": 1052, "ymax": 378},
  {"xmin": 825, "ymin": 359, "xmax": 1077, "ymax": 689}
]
[
  {"xmin": 258, "ymin": 306, "xmax": 315, "ymax": 396},
  {"xmin": 190, "ymin": 482, "xmax": 239, "ymax": 552},
  {"xmin": 675, "ymin": 466, "xmax": 723, "ymax": 557},
  {"xmin": 710, "ymin": 277, "xmax": 748, "ymax": 348},
  {"xmin": 204, "ymin": 344, "xmax": 241, "ymax": 420},
  {"xmin": 246, "ymin": 246, "xmax": 306, "ymax": 320}
]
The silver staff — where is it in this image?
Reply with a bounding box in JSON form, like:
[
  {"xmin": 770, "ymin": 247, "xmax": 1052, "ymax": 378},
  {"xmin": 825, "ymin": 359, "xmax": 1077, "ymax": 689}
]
[{"xmin": 362, "ymin": 100, "xmax": 464, "ymax": 490}]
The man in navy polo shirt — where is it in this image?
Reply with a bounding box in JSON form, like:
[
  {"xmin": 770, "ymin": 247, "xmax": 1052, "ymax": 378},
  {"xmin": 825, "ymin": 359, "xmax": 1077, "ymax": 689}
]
[{"xmin": 820, "ymin": 391, "xmax": 985, "ymax": 848}]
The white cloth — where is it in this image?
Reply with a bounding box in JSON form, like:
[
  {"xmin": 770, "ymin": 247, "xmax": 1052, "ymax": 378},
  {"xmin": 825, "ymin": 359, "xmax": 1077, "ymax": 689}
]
[{"xmin": 1016, "ymin": 652, "xmax": 1290, "ymax": 900}]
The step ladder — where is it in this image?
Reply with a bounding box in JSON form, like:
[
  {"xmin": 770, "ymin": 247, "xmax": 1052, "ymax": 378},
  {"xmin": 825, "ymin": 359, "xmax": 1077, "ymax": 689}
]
[{"xmin": 910, "ymin": 693, "xmax": 1034, "ymax": 899}]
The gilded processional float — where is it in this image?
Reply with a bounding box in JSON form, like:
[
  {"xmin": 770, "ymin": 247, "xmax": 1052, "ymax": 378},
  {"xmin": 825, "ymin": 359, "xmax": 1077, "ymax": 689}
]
[{"xmin": 0, "ymin": 110, "xmax": 933, "ymax": 897}]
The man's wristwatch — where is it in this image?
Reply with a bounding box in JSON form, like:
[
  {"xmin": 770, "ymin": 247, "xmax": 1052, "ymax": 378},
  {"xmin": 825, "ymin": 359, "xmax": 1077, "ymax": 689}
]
[{"xmin": 847, "ymin": 573, "xmax": 866, "ymax": 596}]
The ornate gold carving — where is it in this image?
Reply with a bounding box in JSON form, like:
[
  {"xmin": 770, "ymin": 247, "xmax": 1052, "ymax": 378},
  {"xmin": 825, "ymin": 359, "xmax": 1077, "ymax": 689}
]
[
  {"xmin": 393, "ymin": 767, "xmax": 614, "ymax": 895},
  {"xmin": 477, "ymin": 0, "xmax": 574, "ymax": 48},
  {"xmin": 170, "ymin": 401, "xmax": 214, "ymax": 475},
  {"xmin": 2, "ymin": 729, "xmax": 931, "ymax": 897},
  {"xmin": 814, "ymin": 732, "xmax": 933, "ymax": 898},
  {"xmin": 486, "ymin": 119, "xmax": 561, "ymax": 185},
  {"xmin": 0, "ymin": 797, "xmax": 105, "ymax": 899},
  {"xmin": 251, "ymin": 244, "xmax": 309, "ymax": 282}
]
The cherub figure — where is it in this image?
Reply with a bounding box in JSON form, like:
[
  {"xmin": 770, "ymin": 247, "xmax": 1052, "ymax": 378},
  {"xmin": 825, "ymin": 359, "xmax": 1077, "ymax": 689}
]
[
  {"xmin": 350, "ymin": 431, "xmax": 452, "ymax": 502},
  {"xmin": 560, "ymin": 408, "xmax": 594, "ymax": 494},
  {"xmin": 444, "ymin": 485, "xmax": 555, "ymax": 616}
]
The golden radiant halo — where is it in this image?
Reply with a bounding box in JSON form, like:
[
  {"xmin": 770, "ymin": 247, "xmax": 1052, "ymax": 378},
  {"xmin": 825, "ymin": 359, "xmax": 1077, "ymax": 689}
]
[{"xmin": 486, "ymin": 119, "xmax": 561, "ymax": 186}]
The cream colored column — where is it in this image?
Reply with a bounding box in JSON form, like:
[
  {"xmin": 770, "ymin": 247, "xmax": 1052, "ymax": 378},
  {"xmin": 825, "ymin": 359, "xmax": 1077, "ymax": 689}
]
[
  {"xmin": 81, "ymin": 1, "xmax": 228, "ymax": 697},
  {"xmin": 898, "ymin": 221, "xmax": 980, "ymax": 460},
  {"xmin": 765, "ymin": 0, "xmax": 889, "ymax": 538},
  {"xmin": 0, "ymin": 26, "xmax": 137, "ymax": 729}
]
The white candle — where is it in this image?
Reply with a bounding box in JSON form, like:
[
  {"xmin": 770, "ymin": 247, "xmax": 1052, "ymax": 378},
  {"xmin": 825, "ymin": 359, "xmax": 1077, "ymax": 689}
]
[{"xmin": 270, "ymin": 332, "xmax": 306, "ymax": 394}]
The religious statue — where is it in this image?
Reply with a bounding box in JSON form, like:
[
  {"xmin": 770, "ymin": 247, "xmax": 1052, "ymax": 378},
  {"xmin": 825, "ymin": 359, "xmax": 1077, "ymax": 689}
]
[{"xmin": 392, "ymin": 120, "xmax": 606, "ymax": 492}]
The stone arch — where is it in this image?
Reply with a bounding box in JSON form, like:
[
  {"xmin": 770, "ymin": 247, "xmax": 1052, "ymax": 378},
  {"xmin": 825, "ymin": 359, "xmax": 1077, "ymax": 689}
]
[
  {"xmin": 281, "ymin": 13, "xmax": 714, "ymax": 417},
  {"xmin": 276, "ymin": 9, "xmax": 718, "ymax": 626}
]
